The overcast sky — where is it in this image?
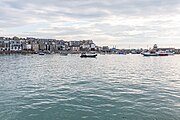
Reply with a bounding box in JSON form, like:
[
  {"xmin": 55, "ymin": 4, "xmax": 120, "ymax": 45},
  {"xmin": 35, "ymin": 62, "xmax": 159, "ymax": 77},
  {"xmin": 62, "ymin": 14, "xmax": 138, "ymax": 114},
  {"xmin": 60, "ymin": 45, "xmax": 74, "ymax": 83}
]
[{"xmin": 1, "ymin": 0, "xmax": 180, "ymax": 48}]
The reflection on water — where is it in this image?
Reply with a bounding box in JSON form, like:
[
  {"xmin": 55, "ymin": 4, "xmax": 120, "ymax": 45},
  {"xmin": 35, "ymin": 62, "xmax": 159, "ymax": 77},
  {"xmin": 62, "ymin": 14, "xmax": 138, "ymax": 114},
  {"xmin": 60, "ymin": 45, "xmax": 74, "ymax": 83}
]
[{"xmin": 0, "ymin": 54, "xmax": 180, "ymax": 120}]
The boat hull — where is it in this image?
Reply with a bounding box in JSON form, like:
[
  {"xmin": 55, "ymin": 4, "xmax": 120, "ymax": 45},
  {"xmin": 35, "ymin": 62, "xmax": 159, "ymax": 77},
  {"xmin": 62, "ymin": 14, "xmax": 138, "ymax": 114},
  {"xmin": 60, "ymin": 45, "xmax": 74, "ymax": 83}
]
[
  {"xmin": 60, "ymin": 53, "xmax": 68, "ymax": 56},
  {"xmin": 143, "ymin": 52, "xmax": 174, "ymax": 56},
  {"xmin": 143, "ymin": 53, "xmax": 158, "ymax": 56},
  {"xmin": 38, "ymin": 52, "xmax": 45, "ymax": 55},
  {"xmin": 80, "ymin": 54, "xmax": 97, "ymax": 58},
  {"xmin": 159, "ymin": 53, "xmax": 168, "ymax": 56}
]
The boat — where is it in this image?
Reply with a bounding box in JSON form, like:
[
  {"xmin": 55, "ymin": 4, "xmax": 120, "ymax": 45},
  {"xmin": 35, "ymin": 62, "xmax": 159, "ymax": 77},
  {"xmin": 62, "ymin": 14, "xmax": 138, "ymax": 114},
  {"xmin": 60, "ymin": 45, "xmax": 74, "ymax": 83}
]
[
  {"xmin": 60, "ymin": 53, "xmax": 68, "ymax": 56},
  {"xmin": 80, "ymin": 52, "xmax": 97, "ymax": 58},
  {"xmin": 118, "ymin": 52, "xmax": 127, "ymax": 55},
  {"xmin": 142, "ymin": 50, "xmax": 174, "ymax": 56},
  {"xmin": 167, "ymin": 52, "xmax": 174, "ymax": 56},
  {"xmin": 142, "ymin": 44, "xmax": 175, "ymax": 56},
  {"xmin": 38, "ymin": 52, "xmax": 45, "ymax": 55},
  {"xmin": 157, "ymin": 51, "xmax": 168, "ymax": 56},
  {"xmin": 142, "ymin": 50, "xmax": 158, "ymax": 56},
  {"xmin": 142, "ymin": 52, "xmax": 158, "ymax": 56}
]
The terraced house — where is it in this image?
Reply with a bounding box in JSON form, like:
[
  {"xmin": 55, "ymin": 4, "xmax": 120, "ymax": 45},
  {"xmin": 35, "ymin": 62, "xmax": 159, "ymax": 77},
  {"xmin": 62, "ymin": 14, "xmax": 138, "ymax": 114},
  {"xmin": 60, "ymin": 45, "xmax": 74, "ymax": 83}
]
[{"xmin": 0, "ymin": 36, "xmax": 99, "ymax": 54}]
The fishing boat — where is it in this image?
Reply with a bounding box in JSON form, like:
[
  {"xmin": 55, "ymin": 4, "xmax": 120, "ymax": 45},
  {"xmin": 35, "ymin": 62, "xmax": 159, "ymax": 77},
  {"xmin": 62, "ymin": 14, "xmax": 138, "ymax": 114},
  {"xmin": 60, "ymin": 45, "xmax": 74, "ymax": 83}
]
[
  {"xmin": 142, "ymin": 52, "xmax": 158, "ymax": 56},
  {"xmin": 142, "ymin": 44, "xmax": 175, "ymax": 56},
  {"xmin": 157, "ymin": 51, "xmax": 174, "ymax": 56},
  {"xmin": 80, "ymin": 52, "xmax": 97, "ymax": 58},
  {"xmin": 157, "ymin": 51, "xmax": 168, "ymax": 56},
  {"xmin": 142, "ymin": 50, "xmax": 158, "ymax": 56},
  {"xmin": 142, "ymin": 51, "xmax": 174, "ymax": 56}
]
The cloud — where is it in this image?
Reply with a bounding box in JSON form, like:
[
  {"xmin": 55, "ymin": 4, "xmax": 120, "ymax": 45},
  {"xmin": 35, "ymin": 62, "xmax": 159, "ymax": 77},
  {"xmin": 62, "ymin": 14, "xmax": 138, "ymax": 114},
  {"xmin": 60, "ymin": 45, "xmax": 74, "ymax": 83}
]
[{"xmin": 1, "ymin": 0, "xmax": 180, "ymax": 47}]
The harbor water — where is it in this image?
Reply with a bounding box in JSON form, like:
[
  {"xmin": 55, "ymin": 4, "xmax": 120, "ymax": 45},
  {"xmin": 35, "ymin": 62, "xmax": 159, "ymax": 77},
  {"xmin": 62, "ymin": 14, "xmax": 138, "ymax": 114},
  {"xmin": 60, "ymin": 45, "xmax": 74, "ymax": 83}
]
[{"xmin": 0, "ymin": 54, "xmax": 180, "ymax": 120}]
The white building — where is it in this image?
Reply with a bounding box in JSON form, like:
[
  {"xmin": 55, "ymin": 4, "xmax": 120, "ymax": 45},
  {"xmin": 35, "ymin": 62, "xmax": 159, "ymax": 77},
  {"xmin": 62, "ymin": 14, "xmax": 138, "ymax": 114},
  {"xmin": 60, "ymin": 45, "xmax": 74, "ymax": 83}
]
[
  {"xmin": 70, "ymin": 46, "xmax": 80, "ymax": 51},
  {"xmin": 81, "ymin": 44, "xmax": 90, "ymax": 49},
  {"xmin": 10, "ymin": 40, "xmax": 23, "ymax": 51},
  {"xmin": 3, "ymin": 40, "xmax": 10, "ymax": 51},
  {"xmin": 23, "ymin": 43, "xmax": 32, "ymax": 50},
  {"xmin": 90, "ymin": 43, "xmax": 96, "ymax": 49}
]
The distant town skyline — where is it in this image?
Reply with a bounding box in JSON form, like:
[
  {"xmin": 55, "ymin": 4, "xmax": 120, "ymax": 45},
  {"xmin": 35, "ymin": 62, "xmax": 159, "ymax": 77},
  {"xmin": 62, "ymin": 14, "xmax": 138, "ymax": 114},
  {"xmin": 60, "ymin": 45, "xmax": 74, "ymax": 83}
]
[{"xmin": 1, "ymin": 0, "xmax": 180, "ymax": 48}]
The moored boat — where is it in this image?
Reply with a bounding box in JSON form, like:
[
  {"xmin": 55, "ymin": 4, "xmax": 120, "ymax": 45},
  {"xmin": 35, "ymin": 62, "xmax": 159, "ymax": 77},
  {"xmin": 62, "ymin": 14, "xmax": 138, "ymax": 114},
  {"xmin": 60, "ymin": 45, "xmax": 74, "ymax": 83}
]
[
  {"xmin": 60, "ymin": 53, "xmax": 68, "ymax": 56},
  {"xmin": 118, "ymin": 52, "xmax": 127, "ymax": 55},
  {"xmin": 158, "ymin": 52, "xmax": 168, "ymax": 56},
  {"xmin": 142, "ymin": 51, "xmax": 174, "ymax": 56},
  {"xmin": 142, "ymin": 52, "xmax": 158, "ymax": 56},
  {"xmin": 38, "ymin": 52, "xmax": 45, "ymax": 55},
  {"xmin": 167, "ymin": 52, "xmax": 174, "ymax": 56},
  {"xmin": 60, "ymin": 52, "xmax": 68, "ymax": 56},
  {"xmin": 142, "ymin": 44, "xmax": 175, "ymax": 57},
  {"xmin": 142, "ymin": 50, "xmax": 158, "ymax": 56},
  {"xmin": 80, "ymin": 52, "xmax": 97, "ymax": 58}
]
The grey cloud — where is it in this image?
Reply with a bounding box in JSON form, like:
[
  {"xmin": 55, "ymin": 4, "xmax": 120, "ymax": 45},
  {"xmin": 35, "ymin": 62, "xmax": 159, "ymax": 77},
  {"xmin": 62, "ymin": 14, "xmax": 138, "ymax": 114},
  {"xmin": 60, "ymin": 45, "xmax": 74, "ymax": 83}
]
[
  {"xmin": 1, "ymin": 0, "xmax": 180, "ymax": 47},
  {"xmin": 3, "ymin": 0, "xmax": 180, "ymax": 18}
]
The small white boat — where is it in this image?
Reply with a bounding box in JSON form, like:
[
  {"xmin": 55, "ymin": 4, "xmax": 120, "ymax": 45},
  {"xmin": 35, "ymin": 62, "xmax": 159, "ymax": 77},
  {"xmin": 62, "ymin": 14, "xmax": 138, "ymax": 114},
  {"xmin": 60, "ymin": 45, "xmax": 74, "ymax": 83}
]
[
  {"xmin": 80, "ymin": 52, "xmax": 97, "ymax": 58},
  {"xmin": 38, "ymin": 52, "xmax": 45, "ymax": 55}
]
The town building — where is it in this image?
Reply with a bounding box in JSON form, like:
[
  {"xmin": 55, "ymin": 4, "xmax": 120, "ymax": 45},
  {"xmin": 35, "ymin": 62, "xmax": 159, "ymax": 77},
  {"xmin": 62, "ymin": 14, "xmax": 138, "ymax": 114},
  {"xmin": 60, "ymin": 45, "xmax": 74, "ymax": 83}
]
[{"xmin": 0, "ymin": 36, "xmax": 101, "ymax": 54}]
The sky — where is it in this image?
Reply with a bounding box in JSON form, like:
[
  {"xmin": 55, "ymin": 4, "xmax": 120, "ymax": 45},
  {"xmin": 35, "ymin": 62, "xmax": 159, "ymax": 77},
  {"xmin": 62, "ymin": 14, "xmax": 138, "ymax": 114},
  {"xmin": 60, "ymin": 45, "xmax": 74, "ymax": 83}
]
[{"xmin": 1, "ymin": 0, "xmax": 180, "ymax": 48}]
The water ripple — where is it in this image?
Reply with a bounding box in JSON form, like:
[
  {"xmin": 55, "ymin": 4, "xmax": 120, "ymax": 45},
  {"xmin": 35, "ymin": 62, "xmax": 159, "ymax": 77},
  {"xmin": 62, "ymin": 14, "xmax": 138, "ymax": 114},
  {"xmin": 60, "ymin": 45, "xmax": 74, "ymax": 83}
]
[{"xmin": 0, "ymin": 54, "xmax": 180, "ymax": 120}]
